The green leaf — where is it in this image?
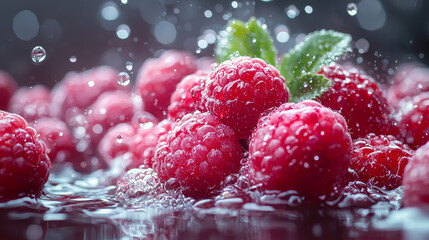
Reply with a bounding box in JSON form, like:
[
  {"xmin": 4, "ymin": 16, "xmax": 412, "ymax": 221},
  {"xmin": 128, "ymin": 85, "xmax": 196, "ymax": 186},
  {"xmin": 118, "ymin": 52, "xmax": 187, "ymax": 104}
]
[
  {"xmin": 215, "ymin": 17, "xmax": 277, "ymax": 66},
  {"xmin": 288, "ymin": 74, "xmax": 334, "ymax": 103},
  {"xmin": 280, "ymin": 29, "xmax": 352, "ymax": 101}
]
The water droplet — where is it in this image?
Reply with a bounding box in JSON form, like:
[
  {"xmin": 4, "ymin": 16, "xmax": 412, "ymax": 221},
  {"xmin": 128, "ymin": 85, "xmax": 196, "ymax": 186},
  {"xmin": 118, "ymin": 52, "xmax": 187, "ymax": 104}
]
[
  {"xmin": 117, "ymin": 72, "xmax": 130, "ymax": 86},
  {"xmin": 121, "ymin": 0, "xmax": 128, "ymax": 4},
  {"xmin": 116, "ymin": 134, "xmax": 123, "ymax": 143},
  {"xmin": 125, "ymin": 61, "xmax": 133, "ymax": 71},
  {"xmin": 347, "ymin": 3, "xmax": 357, "ymax": 16},
  {"xmin": 31, "ymin": 46, "xmax": 46, "ymax": 63},
  {"xmin": 304, "ymin": 5, "xmax": 313, "ymax": 14},
  {"xmin": 231, "ymin": 1, "xmax": 238, "ymax": 8},
  {"xmin": 210, "ymin": 63, "xmax": 219, "ymax": 71},
  {"xmin": 69, "ymin": 56, "xmax": 77, "ymax": 63},
  {"xmin": 286, "ymin": 5, "xmax": 299, "ymax": 19},
  {"xmin": 116, "ymin": 24, "xmax": 130, "ymax": 40}
]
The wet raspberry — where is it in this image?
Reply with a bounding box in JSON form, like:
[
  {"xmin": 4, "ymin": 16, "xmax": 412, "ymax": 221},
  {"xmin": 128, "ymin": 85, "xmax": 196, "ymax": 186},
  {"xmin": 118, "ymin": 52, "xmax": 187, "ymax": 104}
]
[
  {"xmin": 51, "ymin": 66, "xmax": 127, "ymax": 120},
  {"xmin": 0, "ymin": 71, "xmax": 17, "ymax": 111},
  {"xmin": 0, "ymin": 111, "xmax": 50, "ymax": 200},
  {"xmin": 116, "ymin": 167, "xmax": 165, "ymax": 201},
  {"xmin": 317, "ymin": 63, "xmax": 392, "ymax": 139},
  {"xmin": 350, "ymin": 133, "xmax": 413, "ymax": 190},
  {"xmin": 202, "ymin": 56, "xmax": 289, "ymax": 139},
  {"xmin": 249, "ymin": 100, "xmax": 352, "ymax": 198},
  {"xmin": 135, "ymin": 50, "xmax": 197, "ymax": 119},
  {"xmin": 403, "ymin": 142, "xmax": 429, "ymax": 207},
  {"xmin": 98, "ymin": 123, "xmax": 136, "ymax": 166},
  {"xmin": 8, "ymin": 85, "xmax": 51, "ymax": 123},
  {"xmin": 32, "ymin": 117, "xmax": 78, "ymax": 164},
  {"xmin": 168, "ymin": 71, "xmax": 207, "ymax": 120},
  {"xmin": 154, "ymin": 112, "xmax": 242, "ymax": 198},
  {"xmin": 131, "ymin": 119, "xmax": 175, "ymax": 169}
]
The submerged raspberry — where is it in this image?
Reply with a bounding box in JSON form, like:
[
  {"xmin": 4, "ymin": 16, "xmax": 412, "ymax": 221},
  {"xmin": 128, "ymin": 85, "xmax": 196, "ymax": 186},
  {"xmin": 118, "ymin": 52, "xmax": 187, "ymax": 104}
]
[
  {"xmin": 317, "ymin": 63, "xmax": 392, "ymax": 139},
  {"xmin": 0, "ymin": 71, "xmax": 17, "ymax": 111},
  {"xmin": 350, "ymin": 133, "xmax": 413, "ymax": 190},
  {"xmin": 0, "ymin": 111, "xmax": 50, "ymax": 200},
  {"xmin": 168, "ymin": 71, "xmax": 207, "ymax": 120},
  {"xmin": 135, "ymin": 50, "xmax": 197, "ymax": 119},
  {"xmin": 403, "ymin": 142, "xmax": 429, "ymax": 207},
  {"xmin": 202, "ymin": 56, "xmax": 289, "ymax": 139},
  {"xmin": 32, "ymin": 117, "xmax": 78, "ymax": 164},
  {"xmin": 249, "ymin": 100, "xmax": 352, "ymax": 198},
  {"xmin": 397, "ymin": 92, "xmax": 429, "ymax": 149},
  {"xmin": 8, "ymin": 85, "xmax": 51, "ymax": 123},
  {"xmin": 154, "ymin": 112, "xmax": 242, "ymax": 198}
]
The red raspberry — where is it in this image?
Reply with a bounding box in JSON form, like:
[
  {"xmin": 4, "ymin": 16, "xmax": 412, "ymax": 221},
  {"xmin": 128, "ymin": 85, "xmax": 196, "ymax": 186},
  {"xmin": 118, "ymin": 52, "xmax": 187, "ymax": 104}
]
[
  {"xmin": 387, "ymin": 66, "xmax": 429, "ymax": 108},
  {"xmin": 51, "ymin": 66, "xmax": 127, "ymax": 120},
  {"xmin": 98, "ymin": 123, "xmax": 136, "ymax": 166},
  {"xmin": 32, "ymin": 117, "xmax": 78, "ymax": 165},
  {"xmin": 131, "ymin": 119, "xmax": 175, "ymax": 169},
  {"xmin": 87, "ymin": 90, "xmax": 134, "ymax": 145},
  {"xmin": 202, "ymin": 56, "xmax": 289, "ymax": 139},
  {"xmin": 0, "ymin": 111, "xmax": 50, "ymax": 200},
  {"xmin": 135, "ymin": 50, "xmax": 197, "ymax": 119},
  {"xmin": 403, "ymin": 142, "xmax": 429, "ymax": 207},
  {"xmin": 153, "ymin": 112, "xmax": 242, "ymax": 198},
  {"xmin": 316, "ymin": 63, "xmax": 392, "ymax": 139},
  {"xmin": 397, "ymin": 92, "xmax": 429, "ymax": 149},
  {"xmin": 350, "ymin": 133, "xmax": 413, "ymax": 190},
  {"xmin": 0, "ymin": 71, "xmax": 17, "ymax": 111},
  {"xmin": 8, "ymin": 85, "xmax": 51, "ymax": 123},
  {"xmin": 249, "ymin": 100, "xmax": 352, "ymax": 198},
  {"xmin": 168, "ymin": 71, "xmax": 207, "ymax": 120}
]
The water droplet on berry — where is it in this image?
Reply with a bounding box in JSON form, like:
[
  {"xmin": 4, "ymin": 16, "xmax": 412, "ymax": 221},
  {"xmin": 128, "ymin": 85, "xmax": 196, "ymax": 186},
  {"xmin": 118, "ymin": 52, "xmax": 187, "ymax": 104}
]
[
  {"xmin": 117, "ymin": 72, "xmax": 130, "ymax": 86},
  {"xmin": 69, "ymin": 56, "xmax": 77, "ymax": 63},
  {"xmin": 116, "ymin": 134, "xmax": 123, "ymax": 143},
  {"xmin": 347, "ymin": 3, "xmax": 357, "ymax": 16},
  {"xmin": 210, "ymin": 63, "xmax": 219, "ymax": 71},
  {"xmin": 31, "ymin": 46, "xmax": 46, "ymax": 63},
  {"xmin": 125, "ymin": 61, "xmax": 133, "ymax": 71}
]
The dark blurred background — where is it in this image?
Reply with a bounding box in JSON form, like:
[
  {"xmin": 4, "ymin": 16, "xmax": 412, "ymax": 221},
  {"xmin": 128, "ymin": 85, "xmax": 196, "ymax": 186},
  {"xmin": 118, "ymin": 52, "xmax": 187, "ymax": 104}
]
[{"xmin": 0, "ymin": 0, "xmax": 428, "ymax": 87}]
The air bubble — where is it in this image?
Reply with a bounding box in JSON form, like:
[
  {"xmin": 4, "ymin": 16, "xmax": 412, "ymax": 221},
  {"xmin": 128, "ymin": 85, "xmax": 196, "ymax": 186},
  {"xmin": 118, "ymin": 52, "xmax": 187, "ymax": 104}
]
[
  {"xmin": 347, "ymin": 3, "xmax": 358, "ymax": 16},
  {"xmin": 116, "ymin": 134, "xmax": 123, "ymax": 143},
  {"xmin": 286, "ymin": 5, "xmax": 299, "ymax": 19},
  {"xmin": 69, "ymin": 56, "xmax": 77, "ymax": 63},
  {"xmin": 125, "ymin": 61, "xmax": 133, "ymax": 71},
  {"xmin": 117, "ymin": 72, "xmax": 130, "ymax": 86},
  {"xmin": 31, "ymin": 46, "xmax": 46, "ymax": 63}
]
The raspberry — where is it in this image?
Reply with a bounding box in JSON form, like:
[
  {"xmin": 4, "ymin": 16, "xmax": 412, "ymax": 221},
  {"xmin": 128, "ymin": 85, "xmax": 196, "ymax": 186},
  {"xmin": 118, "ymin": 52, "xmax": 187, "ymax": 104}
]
[
  {"xmin": 249, "ymin": 100, "xmax": 352, "ymax": 198},
  {"xmin": 136, "ymin": 50, "xmax": 197, "ymax": 119},
  {"xmin": 316, "ymin": 63, "xmax": 392, "ymax": 139},
  {"xmin": 387, "ymin": 66, "xmax": 429, "ymax": 108},
  {"xmin": 0, "ymin": 111, "xmax": 50, "ymax": 200},
  {"xmin": 98, "ymin": 123, "xmax": 136, "ymax": 166},
  {"xmin": 153, "ymin": 112, "xmax": 242, "ymax": 198},
  {"xmin": 87, "ymin": 90, "xmax": 134, "ymax": 145},
  {"xmin": 403, "ymin": 142, "xmax": 429, "ymax": 207},
  {"xmin": 51, "ymin": 66, "xmax": 127, "ymax": 120},
  {"xmin": 8, "ymin": 85, "xmax": 51, "ymax": 123},
  {"xmin": 131, "ymin": 119, "xmax": 175, "ymax": 169},
  {"xmin": 168, "ymin": 71, "xmax": 207, "ymax": 120},
  {"xmin": 350, "ymin": 133, "xmax": 413, "ymax": 190},
  {"xmin": 0, "ymin": 71, "xmax": 17, "ymax": 111},
  {"xmin": 397, "ymin": 92, "xmax": 429, "ymax": 149},
  {"xmin": 32, "ymin": 117, "xmax": 78, "ymax": 164},
  {"xmin": 202, "ymin": 56, "xmax": 289, "ymax": 139}
]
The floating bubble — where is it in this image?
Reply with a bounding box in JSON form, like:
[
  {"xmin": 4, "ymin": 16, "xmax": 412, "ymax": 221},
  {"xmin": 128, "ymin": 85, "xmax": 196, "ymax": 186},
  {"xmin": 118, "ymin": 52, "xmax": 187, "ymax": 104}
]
[
  {"xmin": 125, "ymin": 61, "xmax": 133, "ymax": 71},
  {"xmin": 101, "ymin": 2, "xmax": 119, "ymax": 21},
  {"xmin": 347, "ymin": 3, "xmax": 358, "ymax": 16},
  {"xmin": 154, "ymin": 20, "xmax": 176, "ymax": 45},
  {"xmin": 121, "ymin": 0, "xmax": 128, "ymax": 4},
  {"xmin": 231, "ymin": 1, "xmax": 238, "ymax": 8},
  {"xmin": 116, "ymin": 24, "xmax": 130, "ymax": 39},
  {"xmin": 116, "ymin": 134, "xmax": 123, "ymax": 143},
  {"xmin": 286, "ymin": 5, "xmax": 299, "ymax": 19},
  {"xmin": 31, "ymin": 46, "xmax": 46, "ymax": 63},
  {"xmin": 13, "ymin": 10, "xmax": 39, "ymax": 41},
  {"xmin": 304, "ymin": 5, "xmax": 313, "ymax": 14},
  {"xmin": 204, "ymin": 10, "xmax": 212, "ymax": 18},
  {"xmin": 117, "ymin": 72, "xmax": 130, "ymax": 86},
  {"xmin": 69, "ymin": 56, "xmax": 77, "ymax": 63}
]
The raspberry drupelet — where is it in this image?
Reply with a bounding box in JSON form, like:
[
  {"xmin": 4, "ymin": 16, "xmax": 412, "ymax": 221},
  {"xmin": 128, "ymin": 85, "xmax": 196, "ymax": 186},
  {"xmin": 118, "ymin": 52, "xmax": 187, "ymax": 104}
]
[
  {"xmin": 249, "ymin": 100, "xmax": 352, "ymax": 198},
  {"xmin": 0, "ymin": 111, "xmax": 50, "ymax": 200},
  {"xmin": 202, "ymin": 56, "xmax": 289, "ymax": 140}
]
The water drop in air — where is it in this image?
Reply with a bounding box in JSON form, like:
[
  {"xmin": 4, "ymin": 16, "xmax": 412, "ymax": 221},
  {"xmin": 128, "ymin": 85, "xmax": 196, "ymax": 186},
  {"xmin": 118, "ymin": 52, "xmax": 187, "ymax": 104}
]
[
  {"xmin": 69, "ymin": 56, "xmax": 77, "ymax": 63},
  {"xmin": 117, "ymin": 72, "xmax": 130, "ymax": 86},
  {"xmin": 347, "ymin": 3, "xmax": 357, "ymax": 16},
  {"xmin": 31, "ymin": 46, "xmax": 46, "ymax": 63},
  {"xmin": 125, "ymin": 61, "xmax": 133, "ymax": 71},
  {"xmin": 116, "ymin": 134, "xmax": 123, "ymax": 143}
]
